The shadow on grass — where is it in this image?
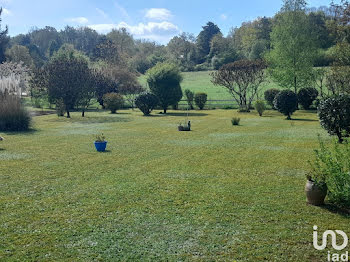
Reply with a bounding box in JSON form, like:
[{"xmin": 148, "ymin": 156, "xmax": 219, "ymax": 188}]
[
  {"xmin": 291, "ymin": 118, "xmax": 319, "ymax": 122},
  {"xmin": 96, "ymin": 149, "xmax": 112, "ymax": 153},
  {"xmin": 2, "ymin": 128, "xmax": 39, "ymax": 136},
  {"xmin": 45, "ymin": 116, "xmax": 131, "ymax": 124},
  {"xmin": 320, "ymin": 203, "xmax": 350, "ymax": 217},
  {"xmin": 165, "ymin": 112, "xmax": 209, "ymax": 117},
  {"xmin": 0, "ymin": 148, "xmax": 5, "ymax": 151}
]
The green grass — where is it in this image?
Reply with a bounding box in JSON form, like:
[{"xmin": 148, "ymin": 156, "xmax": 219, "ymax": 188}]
[
  {"xmin": 0, "ymin": 109, "xmax": 349, "ymax": 261},
  {"xmin": 139, "ymin": 71, "xmax": 281, "ymax": 101}
]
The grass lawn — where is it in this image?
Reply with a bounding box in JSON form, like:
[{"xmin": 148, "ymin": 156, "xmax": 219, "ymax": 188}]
[
  {"xmin": 139, "ymin": 71, "xmax": 281, "ymax": 101},
  {"xmin": 1, "ymin": 109, "xmax": 349, "ymax": 261}
]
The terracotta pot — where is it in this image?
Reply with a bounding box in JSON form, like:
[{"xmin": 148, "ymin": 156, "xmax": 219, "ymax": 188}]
[{"xmin": 305, "ymin": 180, "xmax": 327, "ymax": 206}]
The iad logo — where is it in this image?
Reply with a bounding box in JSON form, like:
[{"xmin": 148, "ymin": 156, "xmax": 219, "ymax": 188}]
[{"xmin": 313, "ymin": 226, "xmax": 349, "ymax": 262}]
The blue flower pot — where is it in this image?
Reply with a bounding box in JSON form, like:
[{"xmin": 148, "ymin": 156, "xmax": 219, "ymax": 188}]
[{"xmin": 94, "ymin": 141, "xmax": 107, "ymax": 152}]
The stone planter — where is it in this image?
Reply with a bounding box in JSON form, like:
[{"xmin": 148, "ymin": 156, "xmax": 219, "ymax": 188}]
[{"xmin": 305, "ymin": 180, "xmax": 327, "ymax": 206}]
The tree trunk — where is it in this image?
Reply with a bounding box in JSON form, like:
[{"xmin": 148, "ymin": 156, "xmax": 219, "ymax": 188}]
[
  {"xmin": 82, "ymin": 110, "xmax": 85, "ymax": 117},
  {"xmin": 337, "ymin": 132, "xmax": 343, "ymax": 143},
  {"xmin": 286, "ymin": 114, "xmax": 291, "ymax": 120},
  {"xmin": 164, "ymin": 108, "xmax": 167, "ymax": 114},
  {"xmin": 66, "ymin": 110, "xmax": 71, "ymax": 118}
]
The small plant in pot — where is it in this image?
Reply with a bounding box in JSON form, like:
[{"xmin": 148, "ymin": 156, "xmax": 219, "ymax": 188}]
[
  {"xmin": 305, "ymin": 173, "xmax": 327, "ymax": 206},
  {"xmin": 94, "ymin": 133, "xmax": 107, "ymax": 152}
]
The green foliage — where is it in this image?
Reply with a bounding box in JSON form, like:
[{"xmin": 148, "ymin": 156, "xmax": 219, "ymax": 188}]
[
  {"xmin": 135, "ymin": 93, "xmax": 159, "ymax": 116},
  {"xmin": 231, "ymin": 117, "xmax": 241, "ymax": 126},
  {"xmin": 0, "ymin": 93, "xmax": 31, "ymax": 131},
  {"xmin": 56, "ymin": 99, "xmax": 65, "ymax": 117},
  {"xmin": 184, "ymin": 89, "xmax": 194, "ymax": 109},
  {"xmin": 311, "ymin": 138, "xmax": 350, "ymax": 207},
  {"xmin": 266, "ymin": 1, "xmax": 318, "ymax": 93},
  {"xmin": 103, "ymin": 93, "xmax": 124, "ymax": 114},
  {"xmin": 297, "ymin": 87, "xmax": 318, "ymax": 110},
  {"xmin": 0, "ymin": 8, "xmax": 9, "ymax": 64},
  {"xmin": 254, "ymin": 100, "xmax": 266, "ymax": 116},
  {"xmin": 146, "ymin": 63, "xmax": 183, "ymax": 113},
  {"xmin": 196, "ymin": 22, "xmax": 221, "ymax": 62},
  {"xmin": 264, "ymin": 88, "xmax": 280, "ymax": 108},
  {"xmin": 95, "ymin": 133, "xmax": 106, "ymax": 142},
  {"xmin": 194, "ymin": 92, "xmax": 208, "ymax": 110},
  {"xmin": 273, "ymin": 90, "xmax": 298, "ymax": 120},
  {"xmin": 318, "ymin": 95, "xmax": 350, "ymax": 143}
]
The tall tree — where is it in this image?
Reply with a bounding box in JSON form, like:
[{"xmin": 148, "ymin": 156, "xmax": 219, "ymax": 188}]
[
  {"xmin": 0, "ymin": 8, "xmax": 9, "ymax": 63},
  {"xmin": 196, "ymin": 22, "xmax": 221, "ymax": 62},
  {"xmin": 266, "ymin": 0, "xmax": 318, "ymax": 93}
]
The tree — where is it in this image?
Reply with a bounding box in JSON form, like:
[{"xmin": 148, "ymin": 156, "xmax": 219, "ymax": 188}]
[
  {"xmin": 43, "ymin": 48, "xmax": 91, "ymax": 118},
  {"xmin": 135, "ymin": 93, "xmax": 159, "ymax": 116},
  {"xmin": 266, "ymin": 0, "xmax": 318, "ymax": 93},
  {"xmin": 318, "ymin": 95, "xmax": 350, "ymax": 143},
  {"xmin": 103, "ymin": 93, "xmax": 124, "ymax": 114},
  {"xmin": 184, "ymin": 89, "xmax": 194, "ymax": 109},
  {"xmin": 194, "ymin": 92, "xmax": 208, "ymax": 110},
  {"xmin": 196, "ymin": 22, "xmax": 221, "ymax": 62},
  {"xmin": 297, "ymin": 87, "xmax": 318, "ymax": 110},
  {"xmin": 0, "ymin": 8, "xmax": 9, "ymax": 63},
  {"xmin": 274, "ymin": 89, "xmax": 298, "ymax": 120},
  {"xmin": 5, "ymin": 45, "xmax": 34, "ymax": 67},
  {"xmin": 146, "ymin": 63, "xmax": 183, "ymax": 114},
  {"xmin": 264, "ymin": 88, "xmax": 280, "ymax": 109},
  {"xmin": 211, "ymin": 60, "xmax": 266, "ymax": 112}
]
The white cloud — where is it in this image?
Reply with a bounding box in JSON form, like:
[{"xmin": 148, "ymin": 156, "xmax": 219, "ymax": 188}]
[
  {"xmin": 2, "ymin": 8, "xmax": 12, "ymax": 16},
  {"xmin": 65, "ymin": 17, "xmax": 89, "ymax": 25},
  {"xmin": 145, "ymin": 8, "xmax": 173, "ymax": 21},
  {"xmin": 96, "ymin": 8, "xmax": 108, "ymax": 19},
  {"xmin": 220, "ymin": 14, "xmax": 227, "ymax": 20},
  {"xmin": 115, "ymin": 2, "xmax": 130, "ymax": 20},
  {"xmin": 89, "ymin": 21, "xmax": 180, "ymax": 43}
]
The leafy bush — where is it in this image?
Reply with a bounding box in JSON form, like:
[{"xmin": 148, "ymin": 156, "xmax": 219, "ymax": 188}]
[
  {"xmin": 0, "ymin": 94, "xmax": 31, "ymax": 131},
  {"xmin": 310, "ymin": 138, "xmax": 350, "ymax": 207},
  {"xmin": 264, "ymin": 88, "xmax": 280, "ymax": 109},
  {"xmin": 254, "ymin": 100, "xmax": 266, "ymax": 116},
  {"xmin": 95, "ymin": 133, "xmax": 106, "ymax": 142},
  {"xmin": 231, "ymin": 117, "xmax": 241, "ymax": 126},
  {"xmin": 103, "ymin": 93, "xmax": 124, "ymax": 114},
  {"xmin": 184, "ymin": 89, "xmax": 194, "ymax": 109},
  {"xmin": 297, "ymin": 87, "xmax": 318, "ymax": 110},
  {"xmin": 194, "ymin": 92, "xmax": 208, "ymax": 110},
  {"xmin": 135, "ymin": 93, "xmax": 159, "ymax": 116},
  {"xmin": 194, "ymin": 63, "xmax": 211, "ymax": 71},
  {"xmin": 274, "ymin": 90, "xmax": 298, "ymax": 120},
  {"xmin": 146, "ymin": 63, "xmax": 183, "ymax": 114},
  {"xmin": 318, "ymin": 95, "xmax": 350, "ymax": 143}
]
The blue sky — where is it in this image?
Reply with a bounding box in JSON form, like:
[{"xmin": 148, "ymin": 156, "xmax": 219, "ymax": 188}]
[{"xmin": 0, "ymin": 0, "xmax": 338, "ymax": 44}]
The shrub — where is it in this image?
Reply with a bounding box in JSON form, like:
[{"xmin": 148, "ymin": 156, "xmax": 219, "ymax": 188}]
[
  {"xmin": 310, "ymin": 138, "xmax": 350, "ymax": 207},
  {"xmin": 146, "ymin": 63, "xmax": 183, "ymax": 114},
  {"xmin": 297, "ymin": 87, "xmax": 318, "ymax": 110},
  {"xmin": 274, "ymin": 90, "xmax": 298, "ymax": 120},
  {"xmin": 103, "ymin": 93, "xmax": 124, "ymax": 114},
  {"xmin": 231, "ymin": 117, "xmax": 241, "ymax": 126},
  {"xmin": 318, "ymin": 95, "xmax": 350, "ymax": 143},
  {"xmin": 56, "ymin": 99, "xmax": 65, "ymax": 117},
  {"xmin": 254, "ymin": 100, "xmax": 266, "ymax": 116},
  {"xmin": 135, "ymin": 93, "xmax": 159, "ymax": 116},
  {"xmin": 0, "ymin": 94, "xmax": 31, "ymax": 131},
  {"xmin": 194, "ymin": 92, "xmax": 208, "ymax": 110},
  {"xmin": 264, "ymin": 88, "xmax": 280, "ymax": 109},
  {"xmin": 184, "ymin": 89, "xmax": 194, "ymax": 109}
]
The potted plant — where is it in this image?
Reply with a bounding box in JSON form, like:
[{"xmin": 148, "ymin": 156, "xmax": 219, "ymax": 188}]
[
  {"xmin": 178, "ymin": 121, "xmax": 191, "ymax": 131},
  {"xmin": 94, "ymin": 134, "xmax": 107, "ymax": 152},
  {"xmin": 305, "ymin": 173, "xmax": 327, "ymax": 206}
]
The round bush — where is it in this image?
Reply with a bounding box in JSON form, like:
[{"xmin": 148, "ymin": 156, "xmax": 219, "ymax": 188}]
[
  {"xmin": 297, "ymin": 87, "xmax": 318, "ymax": 110},
  {"xmin": 264, "ymin": 89, "xmax": 280, "ymax": 109},
  {"xmin": 273, "ymin": 90, "xmax": 298, "ymax": 120},
  {"xmin": 318, "ymin": 95, "xmax": 350, "ymax": 143},
  {"xmin": 135, "ymin": 93, "xmax": 159, "ymax": 116},
  {"xmin": 194, "ymin": 92, "xmax": 208, "ymax": 110},
  {"xmin": 254, "ymin": 100, "xmax": 266, "ymax": 116},
  {"xmin": 103, "ymin": 93, "xmax": 124, "ymax": 114}
]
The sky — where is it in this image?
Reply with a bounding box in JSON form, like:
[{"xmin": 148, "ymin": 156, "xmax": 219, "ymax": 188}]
[{"xmin": 0, "ymin": 0, "xmax": 339, "ymax": 44}]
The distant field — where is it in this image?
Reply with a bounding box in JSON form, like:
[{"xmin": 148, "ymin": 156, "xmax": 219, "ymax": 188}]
[{"xmin": 139, "ymin": 71, "xmax": 281, "ymax": 103}]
